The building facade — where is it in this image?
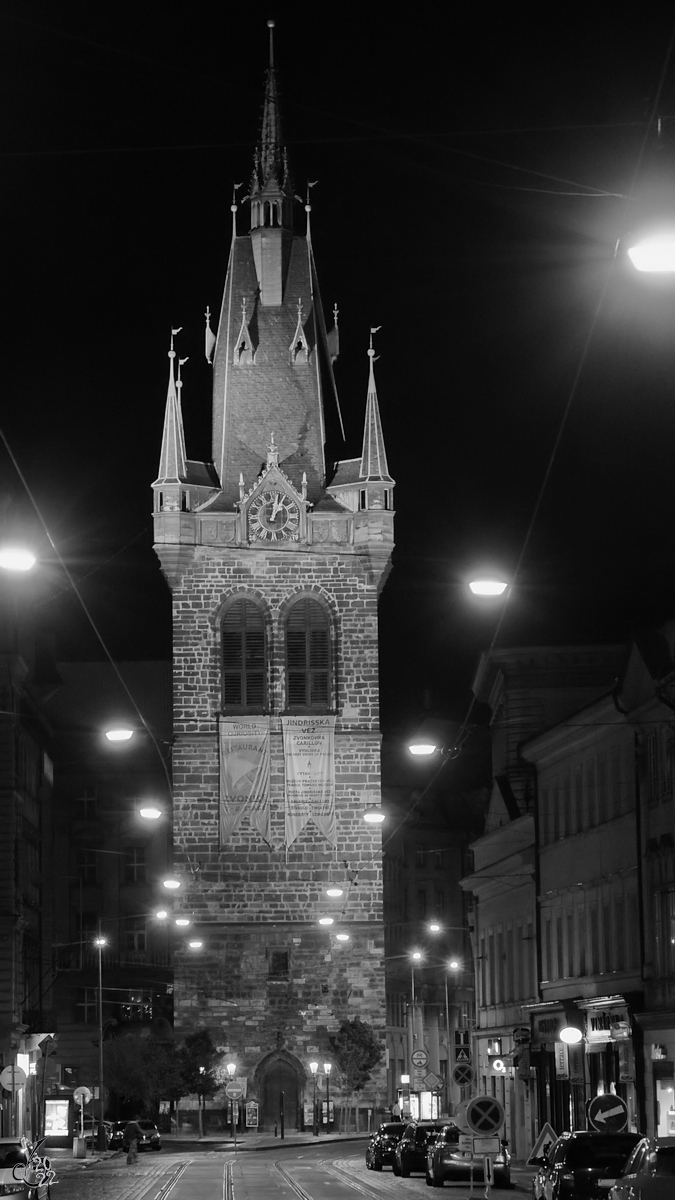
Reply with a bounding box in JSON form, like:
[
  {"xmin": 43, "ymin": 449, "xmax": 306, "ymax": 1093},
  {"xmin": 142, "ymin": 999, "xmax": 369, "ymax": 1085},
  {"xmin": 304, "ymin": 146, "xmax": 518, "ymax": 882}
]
[{"xmin": 152, "ymin": 51, "xmax": 392, "ymax": 1131}]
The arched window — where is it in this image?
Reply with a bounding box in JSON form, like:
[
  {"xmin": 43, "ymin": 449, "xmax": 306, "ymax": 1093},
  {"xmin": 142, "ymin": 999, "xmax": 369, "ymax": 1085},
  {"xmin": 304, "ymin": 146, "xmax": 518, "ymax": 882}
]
[
  {"xmin": 285, "ymin": 598, "xmax": 331, "ymax": 711},
  {"xmin": 221, "ymin": 599, "xmax": 267, "ymax": 710}
]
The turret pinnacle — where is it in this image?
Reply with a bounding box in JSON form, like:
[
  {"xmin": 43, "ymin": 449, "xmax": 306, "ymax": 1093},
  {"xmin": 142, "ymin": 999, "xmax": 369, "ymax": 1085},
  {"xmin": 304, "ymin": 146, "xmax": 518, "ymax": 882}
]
[
  {"xmin": 360, "ymin": 329, "xmax": 392, "ymax": 482},
  {"xmin": 155, "ymin": 329, "xmax": 187, "ymax": 483},
  {"xmin": 250, "ymin": 20, "xmax": 291, "ymax": 203}
]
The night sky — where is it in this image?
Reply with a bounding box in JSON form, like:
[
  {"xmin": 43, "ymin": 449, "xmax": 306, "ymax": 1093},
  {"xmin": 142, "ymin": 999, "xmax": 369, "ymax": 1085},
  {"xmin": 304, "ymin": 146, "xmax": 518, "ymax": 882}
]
[{"xmin": 5, "ymin": 3, "xmax": 675, "ymax": 736}]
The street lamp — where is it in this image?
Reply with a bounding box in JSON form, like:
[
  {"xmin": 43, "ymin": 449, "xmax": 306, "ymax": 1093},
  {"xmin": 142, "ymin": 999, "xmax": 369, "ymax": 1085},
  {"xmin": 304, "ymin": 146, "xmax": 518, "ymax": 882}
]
[
  {"xmin": 104, "ymin": 727, "xmax": 134, "ymax": 742},
  {"xmin": 323, "ymin": 1062, "xmax": 332, "ymax": 1132},
  {"xmin": 0, "ymin": 547, "xmax": 35, "ymax": 571},
  {"xmin": 94, "ymin": 935, "xmax": 107, "ymax": 1149},
  {"xmin": 469, "ymin": 578, "xmax": 508, "ymax": 595},
  {"xmin": 309, "ymin": 1061, "xmax": 319, "ymax": 1135},
  {"xmin": 627, "ymin": 234, "xmax": 675, "ymax": 272}
]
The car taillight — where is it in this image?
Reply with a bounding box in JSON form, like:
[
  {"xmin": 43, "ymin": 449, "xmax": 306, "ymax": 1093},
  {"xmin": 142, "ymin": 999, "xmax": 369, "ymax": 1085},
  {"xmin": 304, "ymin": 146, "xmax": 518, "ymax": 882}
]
[{"xmin": 561, "ymin": 1174, "xmax": 574, "ymax": 1183}]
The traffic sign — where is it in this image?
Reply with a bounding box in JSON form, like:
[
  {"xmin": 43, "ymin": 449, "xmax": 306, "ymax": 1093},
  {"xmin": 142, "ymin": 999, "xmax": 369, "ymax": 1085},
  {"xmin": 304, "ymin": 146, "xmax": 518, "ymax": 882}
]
[
  {"xmin": 73, "ymin": 1086, "xmax": 92, "ymax": 1106},
  {"xmin": 453, "ymin": 1063, "xmax": 474, "ymax": 1087},
  {"xmin": 527, "ymin": 1122, "xmax": 557, "ymax": 1165},
  {"xmin": 0, "ymin": 1066, "xmax": 26, "ymax": 1092},
  {"xmin": 424, "ymin": 1071, "xmax": 444, "ymax": 1091},
  {"xmin": 411, "ymin": 1049, "xmax": 428, "ymax": 1068},
  {"xmin": 225, "ymin": 1082, "xmax": 244, "ymax": 1100},
  {"xmin": 474, "ymin": 1136, "xmax": 500, "ymax": 1154},
  {"xmin": 465, "ymin": 1095, "xmax": 505, "ymax": 1136},
  {"xmin": 454, "ymin": 1047, "xmax": 471, "ymax": 1064},
  {"xmin": 587, "ymin": 1093, "xmax": 628, "ymax": 1132}
]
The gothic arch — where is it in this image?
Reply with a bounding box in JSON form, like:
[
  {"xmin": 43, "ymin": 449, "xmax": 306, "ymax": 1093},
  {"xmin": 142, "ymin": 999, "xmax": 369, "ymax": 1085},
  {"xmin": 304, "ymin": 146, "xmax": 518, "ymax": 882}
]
[{"xmin": 254, "ymin": 1049, "xmax": 306, "ymax": 1131}]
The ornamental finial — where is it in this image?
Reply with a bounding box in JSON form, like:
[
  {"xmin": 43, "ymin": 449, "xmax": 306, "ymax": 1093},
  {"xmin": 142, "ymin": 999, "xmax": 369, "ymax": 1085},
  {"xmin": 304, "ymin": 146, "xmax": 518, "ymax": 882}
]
[{"xmin": 267, "ymin": 432, "xmax": 279, "ymax": 467}]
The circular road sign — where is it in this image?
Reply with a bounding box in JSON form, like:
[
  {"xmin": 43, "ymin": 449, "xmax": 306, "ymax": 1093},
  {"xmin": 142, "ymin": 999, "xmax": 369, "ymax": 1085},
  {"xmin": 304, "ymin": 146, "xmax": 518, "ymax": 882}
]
[
  {"xmin": 225, "ymin": 1082, "xmax": 244, "ymax": 1100},
  {"xmin": 453, "ymin": 1063, "xmax": 474, "ymax": 1088},
  {"xmin": 411, "ymin": 1049, "xmax": 428, "ymax": 1068},
  {"xmin": 587, "ymin": 1093, "xmax": 628, "ymax": 1133},
  {"xmin": 0, "ymin": 1066, "xmax": 27, "ymax": 1092},
  {"xmin": 73, "ymin": 1086, "xmax": 92, "ymax": 1106},
  {"xmin": 465, "ymin": 1094, "xmax": 505, "ymax": 1136}
]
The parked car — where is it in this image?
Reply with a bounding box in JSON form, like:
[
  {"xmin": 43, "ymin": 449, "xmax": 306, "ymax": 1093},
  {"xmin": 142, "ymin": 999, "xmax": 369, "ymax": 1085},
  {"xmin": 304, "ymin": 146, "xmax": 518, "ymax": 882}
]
[
  {"xmin": 80, "ymin": 1117, "xmax": 111, "ymax": 1147},
  {"xmin": 394, "ymin": 1121, "xmax": 448, "ymax": 1177},
  {"xmin": 610, "ymin": 1136, "xmax": 675, "ymax": 1200},
  {"xmin": 426, "ymin": 1123, "xmax": 511, "ymax": 1188},
  {"xmin": 532, "ymin": 1131, "xmax": 642, "ymax": 1200},
  {"xmin": 365, "ymin": 1122, "xmax": 405, "ymax": 1170},
  {"xmin": 122, "ymin": 1121, "xmax": 162, "ymax": 1153},
  {"xmin": 107, "ymin": 1122, "xmax": 127, "ymax": 1151},
  {"xmin": 0, "ymin": 1137, "xmax": 51, "ymax": 1200}
]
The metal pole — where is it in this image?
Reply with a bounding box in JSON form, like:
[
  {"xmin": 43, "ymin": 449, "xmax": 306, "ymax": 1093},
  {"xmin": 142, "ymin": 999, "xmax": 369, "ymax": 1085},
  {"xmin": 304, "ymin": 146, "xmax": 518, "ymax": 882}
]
[
  {"xmin": 326, "ymin": 1072, "xmax": 330, "ymax": 1133},
  {"xmin": 280, "ymin": 1089, "xmax": 284, "ymax": 1139},
  {"xmin": 97, "ymin": 937, "xmax": 105, "ymax": 1149},
  {"xmin": 445, "ymin": 974, "xmax": 452, "ymax": 1112},
  {"xmin": 313, "ymin": 1075, "xmax": 318, "ymax": 1136}
]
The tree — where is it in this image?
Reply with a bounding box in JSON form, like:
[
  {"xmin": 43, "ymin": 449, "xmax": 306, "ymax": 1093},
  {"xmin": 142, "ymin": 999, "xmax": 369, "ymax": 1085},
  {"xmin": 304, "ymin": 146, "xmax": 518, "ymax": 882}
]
[
  {"xmin": 103, "ymin": 1036, "xmax": 184, "ymax": 1116},
  {"xmin": 176, "ymin": 1029, "xmax": 220, "ymax": 1138},
  {"xmin": 329, "ymin": 1017, "xmax": 383, "ymax": 1093}
]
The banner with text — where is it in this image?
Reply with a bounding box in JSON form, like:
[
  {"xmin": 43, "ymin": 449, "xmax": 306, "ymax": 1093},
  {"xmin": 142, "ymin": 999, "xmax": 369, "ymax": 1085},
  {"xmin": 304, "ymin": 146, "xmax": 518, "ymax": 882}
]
[
  {"xmin": 219, "ymin": 717, "xmax": 271, "ymax": 845},
  {"xmin": 282, "ymin": 715, "xmax": 336, "ymax": 847}
]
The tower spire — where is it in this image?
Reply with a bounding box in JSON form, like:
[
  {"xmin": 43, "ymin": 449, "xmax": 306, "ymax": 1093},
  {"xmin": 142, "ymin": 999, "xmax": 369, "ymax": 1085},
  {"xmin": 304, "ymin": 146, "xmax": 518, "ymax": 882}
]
[
  {"xmin": 155, "ymin": 329, "xmax": 187, "ymax": 483},
  {"xmin": 360, "ymin": 328, "xmax": 392, "ymax": 482}
]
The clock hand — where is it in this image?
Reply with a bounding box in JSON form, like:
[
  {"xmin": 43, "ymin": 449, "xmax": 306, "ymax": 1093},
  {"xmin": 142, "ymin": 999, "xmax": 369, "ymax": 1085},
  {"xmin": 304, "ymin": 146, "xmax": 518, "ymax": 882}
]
[{"xmin": 271, "ymin": 494, "xmax": 283, "ymax": 519}]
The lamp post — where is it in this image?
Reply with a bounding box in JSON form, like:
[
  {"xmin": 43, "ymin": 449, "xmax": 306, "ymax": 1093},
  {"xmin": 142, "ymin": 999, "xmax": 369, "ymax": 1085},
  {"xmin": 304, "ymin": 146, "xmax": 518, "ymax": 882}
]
[
  {"xmin": 323, "ymin": 1062, "xmax": 332, "ymax": 1132},
  {"xmin": 226, "ymin": 1061, "xmax": 237, "ymax": 1149},
  {"xmin": 309, "ymin": 1061, "xmax": 318, "ymax": 1135},
  {"xmin": 94, "ymin": 934, "xmax": 107, "ymax": 1149}
]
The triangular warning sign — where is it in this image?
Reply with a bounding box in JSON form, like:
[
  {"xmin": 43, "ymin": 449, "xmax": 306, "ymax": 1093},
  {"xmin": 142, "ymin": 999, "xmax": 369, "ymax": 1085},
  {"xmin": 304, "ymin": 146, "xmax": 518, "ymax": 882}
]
[
  {"xmin": 527, "ymin": 1121, "xmax": 557, "ymax": 1165},
  {"xmin": 455, "ymin": 1047, "xmax": 471, "ymax": 1064}
]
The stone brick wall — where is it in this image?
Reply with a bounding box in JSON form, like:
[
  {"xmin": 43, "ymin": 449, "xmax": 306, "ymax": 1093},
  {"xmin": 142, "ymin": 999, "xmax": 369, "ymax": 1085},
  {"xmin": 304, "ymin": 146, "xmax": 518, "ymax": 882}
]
[{"xmin": 166, "ymin": 541, "xmax": 388, "ymax": 1113}]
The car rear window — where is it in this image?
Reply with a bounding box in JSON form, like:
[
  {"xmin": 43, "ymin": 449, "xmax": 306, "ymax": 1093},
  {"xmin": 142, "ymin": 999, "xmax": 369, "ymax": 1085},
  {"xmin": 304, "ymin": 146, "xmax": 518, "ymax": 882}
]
[
  {"xmin": 656, "ymin": 1147, "xmax": 675, "ymax": 1176},
  {"xmin": 567, "ymin": 1136, "xmax": 640, "ymax": 1170},
  {"xmin": 380, "ymin": 1124, "xmax": 404, "ymax": 1136},
  {"xmin": 0, "ymin": 1147, "xmax": 26, "ymax": 1168}
]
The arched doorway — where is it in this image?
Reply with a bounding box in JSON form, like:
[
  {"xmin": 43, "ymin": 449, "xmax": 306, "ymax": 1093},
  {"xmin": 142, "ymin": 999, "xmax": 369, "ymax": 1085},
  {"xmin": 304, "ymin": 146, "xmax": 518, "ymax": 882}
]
[{"xmin": 258, "ymin": 1054, "xmax": 302, "ymax": 1131}]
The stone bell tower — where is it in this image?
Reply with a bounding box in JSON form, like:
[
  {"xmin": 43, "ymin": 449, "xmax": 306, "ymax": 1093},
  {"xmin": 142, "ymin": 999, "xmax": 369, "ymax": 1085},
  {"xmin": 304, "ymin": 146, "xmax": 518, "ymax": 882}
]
[{"xmin": 152, "ymin": 26, "xmax": 395, "ymax": 1130}]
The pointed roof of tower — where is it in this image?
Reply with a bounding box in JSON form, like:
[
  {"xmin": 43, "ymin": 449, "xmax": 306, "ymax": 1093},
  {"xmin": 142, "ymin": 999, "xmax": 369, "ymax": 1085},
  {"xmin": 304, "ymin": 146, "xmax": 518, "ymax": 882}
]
[
  {"xmin": 155, "ymin": 330, "xmax": 187, "ymax": 483},
  {"xmin": 359, "ymin": 329, "xmax": 393, "ymax": 482},
  {"xmin": 250, "ymin": 20, "xmax": 289, "ymax": 197}
]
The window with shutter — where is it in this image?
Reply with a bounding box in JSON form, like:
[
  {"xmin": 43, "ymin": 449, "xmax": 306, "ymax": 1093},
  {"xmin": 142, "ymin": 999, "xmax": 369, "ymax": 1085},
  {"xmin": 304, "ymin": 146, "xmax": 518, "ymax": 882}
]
[
  {"xmin": 221, "ymin": 599, "xmax": 267, "ymax": 710},
  {"xmin": 285, "ymin": 598, "xmax": 331, "ymax": 711}
]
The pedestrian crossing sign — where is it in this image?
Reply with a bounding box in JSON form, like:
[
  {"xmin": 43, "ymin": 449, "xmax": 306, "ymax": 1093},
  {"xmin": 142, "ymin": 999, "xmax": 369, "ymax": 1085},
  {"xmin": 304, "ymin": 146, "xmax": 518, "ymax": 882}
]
[{"xmin": 455, "ymin": 1047, "xmax": 471, "ymax": 1064}]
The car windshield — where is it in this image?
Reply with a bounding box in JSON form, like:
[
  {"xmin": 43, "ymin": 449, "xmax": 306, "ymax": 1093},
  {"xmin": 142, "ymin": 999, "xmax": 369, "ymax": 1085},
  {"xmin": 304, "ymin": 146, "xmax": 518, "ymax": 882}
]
[
  {"xmin": 567, "ymin": 1137, "xmax": 640, "ymax": 1170},
  {"xmin": 138, "ymin": 1122, "xmax": 156, "ymax": 1131},
  {"xmin": 655, "ymin": 1147, "xmax": 675, "ymax": 1176},
  {"xmin": 0, "ymin": 1146, "xmax": 27, "ymax": 1167}
]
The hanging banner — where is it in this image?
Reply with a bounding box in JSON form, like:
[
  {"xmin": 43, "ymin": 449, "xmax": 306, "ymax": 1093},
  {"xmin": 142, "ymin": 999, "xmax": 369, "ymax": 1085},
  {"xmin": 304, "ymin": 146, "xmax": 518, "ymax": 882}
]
[
  {"xmin": 219, "ymin": 717, "xmax": 271, "ymax": 845},
  {"xmin": 282, "ymin": 715, "xmax": 336, "ymax": 847}
]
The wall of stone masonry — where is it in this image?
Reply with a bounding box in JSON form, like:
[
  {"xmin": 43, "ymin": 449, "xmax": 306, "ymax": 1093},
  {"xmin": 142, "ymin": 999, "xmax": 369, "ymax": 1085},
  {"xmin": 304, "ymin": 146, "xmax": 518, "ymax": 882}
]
[{"xmin": 168, "ymin": 542, "xmax": 387, "ymax": 1108}]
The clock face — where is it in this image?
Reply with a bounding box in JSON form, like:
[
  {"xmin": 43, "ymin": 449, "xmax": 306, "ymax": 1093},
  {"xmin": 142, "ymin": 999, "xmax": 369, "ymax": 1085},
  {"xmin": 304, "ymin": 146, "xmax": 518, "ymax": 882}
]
[{"xmin": 248, "ymin": 489, "xmax": 300, "ymax": 542}]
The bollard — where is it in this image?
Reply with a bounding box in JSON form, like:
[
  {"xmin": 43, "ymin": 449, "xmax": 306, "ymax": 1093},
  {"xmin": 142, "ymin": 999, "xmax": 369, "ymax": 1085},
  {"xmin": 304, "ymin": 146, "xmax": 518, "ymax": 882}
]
[{"xmin": 274, "ymin": 1122, "xmax": 278, "ymax": 1138}]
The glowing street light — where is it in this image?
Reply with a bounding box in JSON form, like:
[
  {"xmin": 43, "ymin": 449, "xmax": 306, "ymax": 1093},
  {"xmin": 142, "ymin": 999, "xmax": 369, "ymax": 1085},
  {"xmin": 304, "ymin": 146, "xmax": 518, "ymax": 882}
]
[
  {"xmin": 336, "ymin": 932, "xmax": 350, "ymax": 942},
  {"xmin": 105, "ymin": 728, "xmax": 134, "ymax": 743},
  {"xmin": 469, "ymin": 578, "xmax": 508, "ymax": 596},
  {"xmin": 0, "ymin": 547, "xmax": 35, "ymax": 571},
  {"xmin": 627, "ymin": 234, "xmax": 675, "ymax": 272},
  {"xmin": 319, "ymin": 916, "xmax": 334, "ymax": 926},
  {"xmin": 162, "ymin": 875, "xmax": 181, "ymax": 890},
  {"xmin": 326, "ymin": 886, "xmax": 343, "ymax": 897},
  {"xmin": 175, "ymin": 917, "xmax": 190, "ymax": 927},
  {"xmin": 363, "ymin": 806, "xmax": 385, "ymax": 823},
  {"xmin": 188, "ymin": 940, "xmax": 203, "ymax": 949},
  {"xmin": 560, "ymin": 1025, "xmax": 583, "ymax": 1044},
  {"xmin": 139, "ymin": 805, "xmax": 162, "ymax": 820}
]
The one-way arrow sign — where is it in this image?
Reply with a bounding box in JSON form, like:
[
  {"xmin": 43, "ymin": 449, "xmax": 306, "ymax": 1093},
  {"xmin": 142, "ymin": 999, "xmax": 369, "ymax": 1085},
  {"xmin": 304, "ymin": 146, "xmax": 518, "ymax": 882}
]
[{"xmin": 588, "ymin": 1093, "xmax": 628, "ymax": 1132}]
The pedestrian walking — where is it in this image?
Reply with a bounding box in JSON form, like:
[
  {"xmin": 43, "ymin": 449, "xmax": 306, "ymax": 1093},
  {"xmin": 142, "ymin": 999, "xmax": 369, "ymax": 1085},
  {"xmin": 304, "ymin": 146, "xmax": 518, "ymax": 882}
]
[{"xmin": 124, "ymin": 1116, "xmax": 143, "ymax": 1165}]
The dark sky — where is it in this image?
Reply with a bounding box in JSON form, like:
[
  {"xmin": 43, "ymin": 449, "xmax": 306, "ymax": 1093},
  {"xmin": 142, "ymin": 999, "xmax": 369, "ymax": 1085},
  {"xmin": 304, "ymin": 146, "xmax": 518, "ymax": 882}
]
[{"xmin": 5, "ymin": 2, "xmax": 675, "ymax": 734}]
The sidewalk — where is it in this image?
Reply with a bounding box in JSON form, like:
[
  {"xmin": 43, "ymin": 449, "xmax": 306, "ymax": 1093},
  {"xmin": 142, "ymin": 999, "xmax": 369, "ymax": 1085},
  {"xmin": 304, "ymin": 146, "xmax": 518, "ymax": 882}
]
[{"xmin": 46, "ymin": 1129, "xmax": 371, "ymax": 1169}]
